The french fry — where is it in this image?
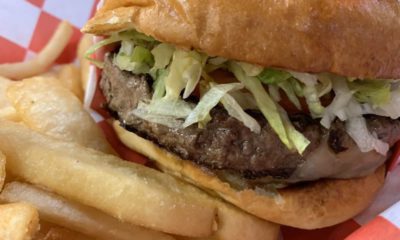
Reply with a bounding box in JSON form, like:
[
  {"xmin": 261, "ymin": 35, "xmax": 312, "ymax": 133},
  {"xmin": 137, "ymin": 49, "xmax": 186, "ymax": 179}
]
[
  {"xmin": 77, "ymin": 34, "xmax": 93, "ymax": 91},
  {"xmin": 37, "ymin": 227, "xmax": 92, "ymax": 240},
  {"xmin": 0, "ymin": 182, "xmax": 175, "ymax": 240},
  {"xmin": 37, "ymin": 70, "xmax": 59, "ymax": 80},
  {"xmin": 0, "ymin": 77, "xmax": 18, "ymax": 121},
  {"xmin": 57, "ymin": 64, "xmax": 84, "ymax": 100},
  {"xmin": 7, "ymin": 77, "xmax": 114, "ymax": 154},
  {"xmin": 0, "ymin": 120, "xmax": 217, "ymax": 237},
  {"xmin": 33, "ymin": 221, "xmax": 92, "ymax": 240},
  {"xmin": 0, "ymin": 21, "xmax": 73, "ymax": 80},
  {"xmin": 0, "ymin": 202, "xmax": 39, "ymax": 240}
]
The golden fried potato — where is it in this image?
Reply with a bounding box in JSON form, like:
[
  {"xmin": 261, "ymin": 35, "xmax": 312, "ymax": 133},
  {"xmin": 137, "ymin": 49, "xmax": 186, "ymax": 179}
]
[
  {"xmin": 33, "ymin": 221, "xmax": 92, "ymax": 240},
  {"xmin": 7, "ymin": 77, "xmax": 114, "ymax": 154},
  {"xmin": 57, "ymin": 64, "xmax": 83, "ymax": 100},
  {"xmin": 0, "ymin": 120, "xmax": 217, "ymax": 237},
  {"xmin": 0, "ymin": 21, "xmax": 73, "ymax": 80},
  {"xmin": 0, "ymin": 77, "xmax": 18, "ymax": 121},
  {"xmin": 0, "ymin": 202, "xmax": 39, "ymax": 240},
  {"xmin": 0, "ymin": 182, "xmax": 175, "ymax": 240},
  {"xmin": 77, "ymin": 34, "xmax": 93, "ymax": 92}
]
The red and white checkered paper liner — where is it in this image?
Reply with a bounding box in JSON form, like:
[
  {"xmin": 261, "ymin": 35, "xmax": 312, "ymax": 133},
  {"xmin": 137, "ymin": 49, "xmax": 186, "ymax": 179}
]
[{"xmin": 1, "ymin": 1, "xmax": 399, "ymax": 239}]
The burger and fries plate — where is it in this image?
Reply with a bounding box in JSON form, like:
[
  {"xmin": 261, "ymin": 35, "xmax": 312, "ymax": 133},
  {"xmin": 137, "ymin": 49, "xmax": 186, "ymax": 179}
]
[{"xmin": 1, "ymin": 1, "xmax": 400, "ymax": 239}]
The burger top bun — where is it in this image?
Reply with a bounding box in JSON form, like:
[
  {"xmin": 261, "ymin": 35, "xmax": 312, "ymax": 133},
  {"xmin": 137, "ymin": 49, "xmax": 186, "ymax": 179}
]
[
  {"xmin": 113, "ymin": 121, "xmax": 385, "ymax": 229},
  {"xmin": 83, "ymin": 0, "xmax": 400, "ymax": 79}
]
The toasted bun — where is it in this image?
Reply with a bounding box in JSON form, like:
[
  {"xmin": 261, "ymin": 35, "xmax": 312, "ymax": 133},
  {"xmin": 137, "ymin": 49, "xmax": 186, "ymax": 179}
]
[
  {"xmin": 113, "ymin": 121, "xmax": 385, "ymax": 229},
  {"xmin": 83, "ymin": 0, "xmax": 400, "ymax": 79}
]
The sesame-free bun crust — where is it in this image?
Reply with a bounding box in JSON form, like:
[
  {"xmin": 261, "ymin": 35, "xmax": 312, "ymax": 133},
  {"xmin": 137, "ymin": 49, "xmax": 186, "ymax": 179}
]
[
  {"xmin": 113, "ymin": 121, "xmax": 385, "ymax": 229},
  {"xmin": 83, "ymin": 0, "xmax": 400, "ymax": 79}
]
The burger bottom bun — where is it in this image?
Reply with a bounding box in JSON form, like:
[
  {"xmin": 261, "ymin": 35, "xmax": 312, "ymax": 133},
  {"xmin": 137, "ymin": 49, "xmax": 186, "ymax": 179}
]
[{"xmin": 113, "ymin": 121, "xmax": 385, "ymax": 229}]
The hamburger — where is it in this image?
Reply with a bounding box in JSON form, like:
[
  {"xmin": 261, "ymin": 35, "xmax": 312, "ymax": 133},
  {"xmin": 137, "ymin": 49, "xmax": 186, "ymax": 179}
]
[{"xmin": 83, "ymin": 0, "xmax": 400, "ymax": 229}]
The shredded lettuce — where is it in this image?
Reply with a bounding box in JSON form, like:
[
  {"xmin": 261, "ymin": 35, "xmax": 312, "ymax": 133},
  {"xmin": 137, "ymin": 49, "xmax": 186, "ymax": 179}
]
[
  {"xmin": 118, "ymin": 30, "xmax": 157, "ymax": 49},
  {"xmin": 289, "ymin": 71, "xmax": 325, "ymax": 117},
  {"xmin": 220, "ymin": 92, "xmax": 261, "ymax": 133},
  {"xmin": 183, "ymin": 52, "xmax": 207, "ymax": 99},
  {"xmin": 290, "ymin": 78, "xmax": 304, "ymax": 97},
  {"xmin": 268, "ymin": 85, "xmax": 281, "ymax": 102},
  {"xmin": 152, "ymin": 69, "xmax": 168, "ymax": 101},
  {"xmin": 257, "ymin": 69, "xmax": 302, "ymax": 109},
  {"xmin": 320, "ymin": 77, "xmax": 353, "ymax": 128},
  {"xmin": 138, "ymin": 48, "xmax": 197, "ymax": 121},
  {"xmin": 346, "ymin": 116, "xmax": 389, "ymax": 155},
  {"xmin": 128, "ymin": 45, "xmax": 153, "ymax": 65},
  {"xmin": 229, "ymin": 62, "xmax": 309, "ymax": 154},
  {"xmin": 303, "ymin": 84, "xmax": 325, "ymax": 118},
  {"xmin": 288, "ymin": 71, "xmax": 318, "ymax": 85},
  {"xmin": 114, "ymin": 45, "xmax": 154, "ymax": 74},
  {"xmin": 316, "ymin": 74, "xmax": 333, "ymax": 97},
  {"xmin": 278, "ymin": 81, "xmax": 301, "ymax": 109},
  {"xmin": 163, "ymin": 49, "xmax": 192, "ymax": 99},
  {"xmin": 151, "ymin": 43, "xmax": 174, "ymax": 72},
  {"xmin": 279, "ymin": 106, "xmax": 311, "ymax": 154},
  {"xmin": 378, "ymin": 89, "xmax": 400, "ymax": 119},
  {"xmin": 163, "ymin": 49, "xmax": 205, "ymax": 100},
  {"xmin": 85, "ymin": 35, "xmax": 126, "ymax": 68},
  {"xmin": 204, "ymin": 58, "xmax": 228, "ymax": 73},
  {"xmin": 119, "ymin": 40, "xmax": 134, "ymax": 55},
  {"xmin": 229, "ymin": 62, "xmax": 286, "ymax": 143},
  {"xmin": 238, "ymin": 62, "xmax": 264, "ymax": 77},
  {"xmin": 85, "ymin": 30, "xmax": 156, "ymax": 68},
  {"xmin": 321, "ymin": 77, "xmax": 389, "ymax": 155},
  {"xmin": 132, "ymin": 102, "xmax": 184, "ymax": 129},
  {"xmin": 229, "ymin": 91, "xmax": 258, "ymax": 110},
  {"xmin": 361, "ymin": 90, "xmax": 400, "ymax": 119},
  {"xmin": 183, "ymin": 83, "xmax": 244, "ymax": 128},
  {"xmin": 258, "ymin": 69, "xmax": 291, "ymax": 84},
  {"xmin": 349, "ymin": 80, "xmax": 391, "ymax": 106},
  {"xmin": 146, "ymin": 98, "xmax": 194, "ymax": 119}
]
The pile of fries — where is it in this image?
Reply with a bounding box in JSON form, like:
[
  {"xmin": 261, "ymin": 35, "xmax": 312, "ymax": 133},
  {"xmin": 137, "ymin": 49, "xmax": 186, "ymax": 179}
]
[{"xmin": 0, "ymin": 21, "xmax": 279, "ymax": 240}]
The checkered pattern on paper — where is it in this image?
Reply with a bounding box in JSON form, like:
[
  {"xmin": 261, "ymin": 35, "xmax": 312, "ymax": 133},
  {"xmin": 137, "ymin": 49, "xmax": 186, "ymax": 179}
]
[{"xmin": 0, "ymin": 0, "xmax": 100, "ymax": 64}]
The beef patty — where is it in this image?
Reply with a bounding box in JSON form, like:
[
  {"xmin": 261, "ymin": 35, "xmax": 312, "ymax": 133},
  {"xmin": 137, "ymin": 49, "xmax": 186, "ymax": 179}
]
[{"xmin": 100, "ymin": 56, "xmax": 400, "ymax": 186}]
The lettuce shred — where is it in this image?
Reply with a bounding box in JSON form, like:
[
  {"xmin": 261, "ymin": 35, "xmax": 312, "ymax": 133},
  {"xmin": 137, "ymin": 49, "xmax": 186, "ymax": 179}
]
[
  {"xmin": 349, "ymin": 79, "xmax": 391, "ymax": 106},
  {"xmin": 229, "ymin": 62, "xmax": 310, "ymax": 154}
]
